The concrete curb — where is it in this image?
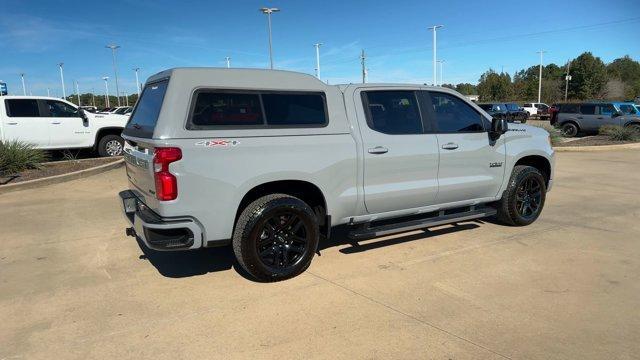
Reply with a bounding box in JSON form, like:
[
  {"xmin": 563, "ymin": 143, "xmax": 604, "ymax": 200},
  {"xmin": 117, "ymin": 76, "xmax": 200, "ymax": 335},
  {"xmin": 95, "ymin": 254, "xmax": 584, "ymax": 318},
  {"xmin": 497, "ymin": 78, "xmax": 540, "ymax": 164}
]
[
  {"xmin": 554, "ymin": 142, "xmax": 640, "ymax": 152},
  {"xmin": 0, "ymin": 159, "xmax": 124, "ymax": 195}
]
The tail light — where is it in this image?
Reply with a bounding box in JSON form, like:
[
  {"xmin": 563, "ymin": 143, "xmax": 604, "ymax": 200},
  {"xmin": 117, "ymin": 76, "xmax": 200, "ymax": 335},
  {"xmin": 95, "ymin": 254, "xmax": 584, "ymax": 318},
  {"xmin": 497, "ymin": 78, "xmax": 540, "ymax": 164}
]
[{"xmin": 153, "ymin": 147, "xmax": 182, "ymax": 201}]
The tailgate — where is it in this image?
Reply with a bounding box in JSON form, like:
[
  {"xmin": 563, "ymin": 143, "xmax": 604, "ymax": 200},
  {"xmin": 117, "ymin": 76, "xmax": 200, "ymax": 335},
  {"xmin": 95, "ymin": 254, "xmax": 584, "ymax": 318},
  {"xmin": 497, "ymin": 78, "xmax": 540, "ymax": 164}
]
[{"xmin": 123, "ymin": 140, "xmax": 159, "ymax": 211}]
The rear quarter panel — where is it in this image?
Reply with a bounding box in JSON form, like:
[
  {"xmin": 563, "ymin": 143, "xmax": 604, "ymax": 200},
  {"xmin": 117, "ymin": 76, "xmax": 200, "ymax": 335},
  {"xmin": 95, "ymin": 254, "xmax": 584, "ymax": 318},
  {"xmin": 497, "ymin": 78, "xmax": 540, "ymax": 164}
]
[{"xmin": 159, "ymin": 134, "xmax": 358, "ymax": 242}]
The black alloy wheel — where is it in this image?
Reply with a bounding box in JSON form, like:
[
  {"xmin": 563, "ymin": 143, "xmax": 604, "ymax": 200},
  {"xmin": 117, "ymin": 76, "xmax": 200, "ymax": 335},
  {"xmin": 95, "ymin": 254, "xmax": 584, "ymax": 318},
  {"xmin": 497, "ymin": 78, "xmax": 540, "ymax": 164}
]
[
  {"xmin": 515, "ymin": 177, "xmax": 543, "ymax": 220},
  {"xmin": 257, "ymin": 212, "xmax": 310, "ymax": 270}
]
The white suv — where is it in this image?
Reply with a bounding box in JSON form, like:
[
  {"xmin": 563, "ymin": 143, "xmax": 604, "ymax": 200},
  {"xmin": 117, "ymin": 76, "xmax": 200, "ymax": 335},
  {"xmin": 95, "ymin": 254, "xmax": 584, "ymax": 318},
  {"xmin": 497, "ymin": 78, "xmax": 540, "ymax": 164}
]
[
  {"xmin": 522, "ymin": 103, "xmax": 550, "ymax": 119},
  {"xmin": 119, "ymin": 68, "xmax": 555, "ymax": 281},
  {"xmin": 0, "ymin": 96, "xmax": 128, "ymax": 156}
]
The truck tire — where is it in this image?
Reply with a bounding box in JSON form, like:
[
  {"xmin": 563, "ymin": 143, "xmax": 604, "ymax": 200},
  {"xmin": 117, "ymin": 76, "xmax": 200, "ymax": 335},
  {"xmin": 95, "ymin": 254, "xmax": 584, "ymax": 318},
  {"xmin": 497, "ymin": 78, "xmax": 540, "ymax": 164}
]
[
  {"xmin": 233, "ymin": 194, "xmax": 319, "ymax": 282},
  {"xmin": 97, "ymin": 135, "xmax": 124, "ymax": 157},
  {"xmin": 495, "ymin": 165, "xmax": 547, "ymax": 226},
  {"xmin": 561, "ymin": 122, "xmax": 578, "ymax": 137}
]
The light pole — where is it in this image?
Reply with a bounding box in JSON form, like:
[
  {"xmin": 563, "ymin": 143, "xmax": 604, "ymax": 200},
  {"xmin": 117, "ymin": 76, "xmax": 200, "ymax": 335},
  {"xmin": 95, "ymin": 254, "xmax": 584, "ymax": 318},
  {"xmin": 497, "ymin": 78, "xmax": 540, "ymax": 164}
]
[
  {"xmin": 428, "ymin": 25, "xmax": 443, "ymax": 86},
  {"xmin": 133, "ymin": 67, "xmax": 141, "ymax": 96},
  {"xmin": 437, "ymin": 60, "xmax": 445, "ymax": 86},
  {"xmin": 314, "ymin": 43, "xmax": 323, "ymax": 80},
  {"xmin": 75, "ymin": 80, "xmax": 81, "ymax": 106},
  {"xmin": 260, "ymin": 7, "xmax": 280, "ymax": 69},
  {"xmin": 47, "ymin": 88, "xmax": 50, "ymax": 97},
  {"xmin": 225, "ymin": 57, "xmax": 231, "ymax": 68},
  {"xmin": 106, "ymin": 44, "xmax": 121, "ymax": 106},
  {"xmin": 20, "ymin": 73, "xmax": 26, "ymax": 95},
  {"xmin": 564, "ymin": 60, "xmax": 571, "ymax": 101},
  {"xmin": 102, "ymin": 77, "xmax": 110, "ymax": 108},
  {"xmin": 91, "ymin": 88, "xmax": 96, "ymax": 107},
  {"xmin": 123, "ymin": 92, "xmax": 129, "ymax": 106},
  {"xmin": 537, "ymin": 50, "xmax": 546, "ymax": 103},
  {"xmin": 58, "ymin": 63, "xmax": 66, "ymax": 99}
]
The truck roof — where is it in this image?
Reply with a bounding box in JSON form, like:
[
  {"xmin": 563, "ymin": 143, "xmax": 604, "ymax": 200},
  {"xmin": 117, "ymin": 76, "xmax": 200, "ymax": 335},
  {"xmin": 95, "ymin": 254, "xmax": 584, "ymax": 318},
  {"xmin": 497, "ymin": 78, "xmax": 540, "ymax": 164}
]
[{"xmin": 146, "ymin": 67, "xmax": 455, "ymax": 93}]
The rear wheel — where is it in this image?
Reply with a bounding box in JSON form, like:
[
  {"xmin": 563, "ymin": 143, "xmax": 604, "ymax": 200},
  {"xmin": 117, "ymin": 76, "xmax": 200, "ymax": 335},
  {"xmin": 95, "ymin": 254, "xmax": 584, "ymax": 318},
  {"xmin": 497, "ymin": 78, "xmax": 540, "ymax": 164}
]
[
  {"xmin": 496, "ymin": 165, "xmax": 546, "ymax": 226},
  {"xmin": 627, "ymin": 123, "xmax": 640, "ymax": 134},
  {"xmin": 97, "ymin": 134, "xmax": 124, "ymax": 157},
  {"xmin": 561, "ymin": 122, "xmax": 578, "ymax": 137},
  {"xmin": 233, "ymin": 194, "xmax": 319, "ymax": 282}
]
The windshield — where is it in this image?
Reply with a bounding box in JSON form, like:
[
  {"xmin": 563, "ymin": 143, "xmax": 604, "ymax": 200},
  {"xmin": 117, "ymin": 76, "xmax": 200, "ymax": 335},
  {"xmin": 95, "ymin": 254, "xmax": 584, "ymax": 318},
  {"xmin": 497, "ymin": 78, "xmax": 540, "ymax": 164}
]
[
  {"xmin": 619, "ymin": 104, "xmax": 636, "ymax": 114},
  {"xmin": 123, "ymin": 80, "xmax": 169, "ymax": 138}
]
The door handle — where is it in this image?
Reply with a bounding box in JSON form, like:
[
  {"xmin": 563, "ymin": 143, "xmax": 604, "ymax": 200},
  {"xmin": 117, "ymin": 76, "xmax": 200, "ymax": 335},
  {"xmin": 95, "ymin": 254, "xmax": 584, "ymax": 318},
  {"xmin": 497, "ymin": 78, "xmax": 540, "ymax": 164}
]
[
  {"xmin": 441, "ymin": 142, "xmax": 459, "ymax": 150},
  {"xmin": 368, "ymin": 146, "xmax": 388, "ymax": 155},
  {"xmin": 51, "ymin": 121, "xmax": 61, "ymax": 124},
  {"xmin": 577, "ymin": 116, "xmax": 583, "ymax": 119},
  {"xmin": 7, "ymin": 122, "xmax": 18, "ymax": 125}
]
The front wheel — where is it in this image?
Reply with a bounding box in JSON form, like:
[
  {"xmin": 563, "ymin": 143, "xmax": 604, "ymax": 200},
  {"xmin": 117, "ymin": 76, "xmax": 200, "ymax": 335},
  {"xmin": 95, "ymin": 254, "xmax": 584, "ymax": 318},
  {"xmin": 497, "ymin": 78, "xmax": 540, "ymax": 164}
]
[
  {"xmin": 495, "ymin": 165, "xmax": 547, "ymax": 226},
  {"xmin": 233, "ymin": 194, "xmax": 319, "ymax": 282},
  {"xmin": 97, "ymin": 134, "xmax": 124, "ymax": 157}
]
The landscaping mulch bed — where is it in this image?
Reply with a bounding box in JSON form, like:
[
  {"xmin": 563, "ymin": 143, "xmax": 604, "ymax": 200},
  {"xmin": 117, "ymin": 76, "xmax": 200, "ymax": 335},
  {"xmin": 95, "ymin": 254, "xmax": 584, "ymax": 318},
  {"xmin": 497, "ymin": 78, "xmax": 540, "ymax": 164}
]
[
  {"xmin": 1, "ymin": 157, "xmax": 120, "ymax": 185},
  {"xmin": 554, "ymin": 135, "xmax": 639, "ymax": 147}
]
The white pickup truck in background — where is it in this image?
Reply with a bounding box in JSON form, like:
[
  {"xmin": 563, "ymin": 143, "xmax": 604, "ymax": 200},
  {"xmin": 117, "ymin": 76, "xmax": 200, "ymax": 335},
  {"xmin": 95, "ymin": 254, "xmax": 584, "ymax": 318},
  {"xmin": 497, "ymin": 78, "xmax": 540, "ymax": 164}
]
[{"xmin": 0, "ymin": 96, "xmax": 128, "ymax": 156}]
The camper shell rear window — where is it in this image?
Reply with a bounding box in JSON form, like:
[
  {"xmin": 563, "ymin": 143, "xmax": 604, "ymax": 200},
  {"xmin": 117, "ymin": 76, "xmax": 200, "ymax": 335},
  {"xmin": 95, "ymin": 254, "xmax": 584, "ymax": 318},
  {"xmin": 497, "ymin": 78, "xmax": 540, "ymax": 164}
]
[{"xmin": 123, "ymin": 79, "xmax": 169, "ymax": 138}]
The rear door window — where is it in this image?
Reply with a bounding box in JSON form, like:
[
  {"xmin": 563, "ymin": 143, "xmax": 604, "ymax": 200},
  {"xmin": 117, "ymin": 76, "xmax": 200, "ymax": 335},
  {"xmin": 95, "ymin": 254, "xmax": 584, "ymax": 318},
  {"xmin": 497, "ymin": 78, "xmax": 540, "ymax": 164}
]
[
  {"xmin": 362, "ymin": 91, "xmax": 423, "ymax": 135},
  {"xmin": 560, "ymin": 104, "xmax": 579, "ymax": 113},
  {"xmin": 579, "ymin": 104, "xmax": 596, "ymax": 115},
  {"xmin": 124, "ymin": 80, "xmax": 169, "ymax": 138},
  {"xmin": 5, "ymin": 99, "xmax": 40, "ymax": 117}
]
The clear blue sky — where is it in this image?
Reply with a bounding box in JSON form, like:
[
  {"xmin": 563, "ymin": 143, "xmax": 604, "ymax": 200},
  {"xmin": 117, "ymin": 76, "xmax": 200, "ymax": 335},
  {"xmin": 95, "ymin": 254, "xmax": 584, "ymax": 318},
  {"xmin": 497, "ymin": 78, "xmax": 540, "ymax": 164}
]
[{"xmin": 1, "ymin": 0, "xmax": 639, "ymax": 96}]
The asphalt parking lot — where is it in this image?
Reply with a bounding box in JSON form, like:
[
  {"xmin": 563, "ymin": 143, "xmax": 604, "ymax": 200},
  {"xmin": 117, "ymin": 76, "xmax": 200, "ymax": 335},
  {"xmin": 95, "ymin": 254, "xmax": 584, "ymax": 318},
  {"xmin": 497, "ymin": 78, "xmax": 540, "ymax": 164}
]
[{"xmin": 1, "ymin": 150, "xmax": 639, "ymax": 359}]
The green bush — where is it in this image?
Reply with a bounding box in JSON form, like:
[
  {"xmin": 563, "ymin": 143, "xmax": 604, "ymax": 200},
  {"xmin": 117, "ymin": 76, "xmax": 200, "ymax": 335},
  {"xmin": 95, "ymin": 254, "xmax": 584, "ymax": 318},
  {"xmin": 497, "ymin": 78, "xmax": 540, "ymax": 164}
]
[
  {"xmin": 599, "ymin": 125, "xmax": 639, "ymax": 142},
  {"xmin": 533, "ymin": 123, "xmax": 564, "ymax": 146},
  {"xmin": 0, "ymin": 140, "xmax": 48, "ymax": 177}
]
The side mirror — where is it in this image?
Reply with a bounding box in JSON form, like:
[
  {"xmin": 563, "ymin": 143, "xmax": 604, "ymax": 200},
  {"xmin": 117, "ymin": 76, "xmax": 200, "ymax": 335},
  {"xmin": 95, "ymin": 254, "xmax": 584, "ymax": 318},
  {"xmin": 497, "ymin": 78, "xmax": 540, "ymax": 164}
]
[
  {"xmin": 612, "ymin": 111, "xmax": 622, "ymax": 118},
  {"xmin": 78, "ymin": 108, "xmax": 89, "ymax": 126},
  {"xmin": 490, "ymin": 117, "xmax": 508, "ymax": 140}
]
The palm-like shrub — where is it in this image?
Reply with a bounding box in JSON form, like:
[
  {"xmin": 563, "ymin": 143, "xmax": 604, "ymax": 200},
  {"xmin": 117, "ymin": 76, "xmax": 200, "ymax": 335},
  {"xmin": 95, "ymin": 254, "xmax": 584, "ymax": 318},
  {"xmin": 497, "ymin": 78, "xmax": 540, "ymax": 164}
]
[
  {"xmin": 0, "ymin": 140, "xmax": 48, "ymax": 177},
  {"xmin": 599, "ymin": 125, "xmax": 639, "ymax": 142}
]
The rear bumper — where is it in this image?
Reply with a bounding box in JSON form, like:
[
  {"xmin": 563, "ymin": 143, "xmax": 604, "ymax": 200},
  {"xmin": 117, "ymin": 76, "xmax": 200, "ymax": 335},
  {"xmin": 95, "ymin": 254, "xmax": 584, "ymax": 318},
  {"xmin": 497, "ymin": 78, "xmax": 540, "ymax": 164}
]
[{"xmin": 119, "ymin": 190, "xmax": 204, "ymax": 251}]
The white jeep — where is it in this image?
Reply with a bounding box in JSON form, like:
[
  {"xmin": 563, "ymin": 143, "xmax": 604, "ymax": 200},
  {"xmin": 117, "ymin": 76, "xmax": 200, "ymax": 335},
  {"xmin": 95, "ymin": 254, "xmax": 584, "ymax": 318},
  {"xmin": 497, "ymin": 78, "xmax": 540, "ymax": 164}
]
[
  {"xmin": 0, "ymin": 96, "xmax": 127, "ymax": 156},
  {"xmin": 119, "ymin": 68, "xmax": 555, "ymax": 281}
]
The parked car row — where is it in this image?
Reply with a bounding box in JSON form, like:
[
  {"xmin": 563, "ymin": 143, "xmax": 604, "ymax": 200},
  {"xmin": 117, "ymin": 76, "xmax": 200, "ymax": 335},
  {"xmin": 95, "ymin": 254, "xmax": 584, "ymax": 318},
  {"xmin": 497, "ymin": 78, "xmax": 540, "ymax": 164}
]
[
  {"xmin": 477, "ymin": 102, "xmax": 528, "ymax": 123},
  {"xmin": 0, "ymin": 96, "xmax": 128, "ymax": 156},
  {"xmin": 550, "ymin": 102, "xmax": 640, "ymax": 137}
]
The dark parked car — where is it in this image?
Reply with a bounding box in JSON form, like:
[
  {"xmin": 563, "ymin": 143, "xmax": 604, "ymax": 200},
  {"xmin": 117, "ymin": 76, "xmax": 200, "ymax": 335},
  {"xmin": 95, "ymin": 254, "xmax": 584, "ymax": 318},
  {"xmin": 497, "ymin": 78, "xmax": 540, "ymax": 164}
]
[
  {"xmin": 550, "ymin": 102, "xmax": 640, "ymax": 137},
  {"xmin": 504, "ymin": 103, "xmax": 528, "ymax": 123},
  {"xmin": 478, "ymin": 103, "xmax": 526, "ymax": 123},
  {"xmin": 477, "ymin": 103, "xmax": 508, "ymax": 120}
]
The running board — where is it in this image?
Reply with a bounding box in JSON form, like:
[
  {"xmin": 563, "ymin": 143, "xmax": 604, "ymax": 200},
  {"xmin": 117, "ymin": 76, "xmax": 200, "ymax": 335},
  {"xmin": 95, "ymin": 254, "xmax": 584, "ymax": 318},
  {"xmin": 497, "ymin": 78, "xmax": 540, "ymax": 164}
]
[{"xmin": 348, "ymin": 206, "xmax": 497, "ymax": 240}]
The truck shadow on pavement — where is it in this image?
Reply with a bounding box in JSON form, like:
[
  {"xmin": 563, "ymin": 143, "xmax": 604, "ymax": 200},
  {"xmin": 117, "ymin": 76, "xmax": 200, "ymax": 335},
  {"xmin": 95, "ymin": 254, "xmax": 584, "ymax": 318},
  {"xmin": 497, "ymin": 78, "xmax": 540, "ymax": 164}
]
[{"xmin": 135, "ymin": 221, "xmax": 483, "ymax": 280}]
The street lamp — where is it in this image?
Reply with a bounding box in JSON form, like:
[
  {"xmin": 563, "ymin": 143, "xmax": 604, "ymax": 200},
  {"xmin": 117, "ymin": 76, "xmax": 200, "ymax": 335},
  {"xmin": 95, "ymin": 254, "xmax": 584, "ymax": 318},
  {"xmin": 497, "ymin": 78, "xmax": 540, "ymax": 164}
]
[
  {"xmin": 20, "ymin": 73, "xmax": 26, "ymax": 95},
  {"xmin": 428, "ymin": 25, "xmax": 443, "ymax": 86},
  {"xmin": 259, "ymin": 7, "xmax": 280, "ymax": 69},
  {"xmin": 58, "ymin": 63, "xmax": 66, "ymax": 99},
  {"xmin": 106, "ymin": 44, "xmax": 121, "ymax": 106},
  {"xmin": 437, "ymin": 59, "xmax": 445, "ymax": 86},
  {"xmin": 102, "ymin": 76, "xmax": 110, "ymax": 108},
  {"xmin": 74, "ymin": 80, "xmax": 81, "ymax": 106},
  {"xmin": 314, "ymin": 43, "xmax": 323, "ymax": 80},
  {"xmin": 133, "ymin": 67, "xmax": 141, "ymax": 96},
  {"xmin": 537, "ymin": 50, "xmax": 547, "ymax": 103}
]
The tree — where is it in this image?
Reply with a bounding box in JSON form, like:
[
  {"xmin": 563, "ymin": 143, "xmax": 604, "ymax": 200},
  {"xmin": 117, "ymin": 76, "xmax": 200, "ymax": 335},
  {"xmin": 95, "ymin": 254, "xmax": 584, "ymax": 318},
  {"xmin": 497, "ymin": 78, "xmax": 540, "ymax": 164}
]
[
  {"xmin": 606, "ymin": 55, "xmax": 640, "ymax": 99},
  {"xmin": 568, "ymin": 52, "xmax": 607, "ymax": 100},
  {"xmin": 477, "ymin": 70, "xmax": 512, "ymax": 101},
  {"xmin": 455, "ymin": 83, "xmax": 478, "ymax": 95}
]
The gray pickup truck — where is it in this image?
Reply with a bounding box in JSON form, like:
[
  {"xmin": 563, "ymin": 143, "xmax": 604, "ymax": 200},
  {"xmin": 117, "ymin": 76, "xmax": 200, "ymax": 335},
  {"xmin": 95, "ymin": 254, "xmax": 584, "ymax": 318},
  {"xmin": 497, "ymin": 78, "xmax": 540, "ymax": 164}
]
[{"xmin": 120, "ymin": 68, "xmax": 555, "ymax": 281}]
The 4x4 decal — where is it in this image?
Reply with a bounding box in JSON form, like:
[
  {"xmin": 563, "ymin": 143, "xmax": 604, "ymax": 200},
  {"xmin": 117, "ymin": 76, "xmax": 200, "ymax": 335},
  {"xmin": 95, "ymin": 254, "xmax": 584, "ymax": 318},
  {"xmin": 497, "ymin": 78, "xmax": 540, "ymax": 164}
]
[{"xmin": 195, "ymin": 139, "xmax": 240, "ymax": 147}]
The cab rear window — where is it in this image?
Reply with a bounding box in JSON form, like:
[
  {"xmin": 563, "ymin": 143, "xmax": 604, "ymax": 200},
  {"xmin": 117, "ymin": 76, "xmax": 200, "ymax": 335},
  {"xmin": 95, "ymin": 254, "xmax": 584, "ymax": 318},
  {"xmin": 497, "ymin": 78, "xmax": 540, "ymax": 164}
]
[{"xmin": 124, "ymin": 80, "xmax": 169, "ymax": 138}]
